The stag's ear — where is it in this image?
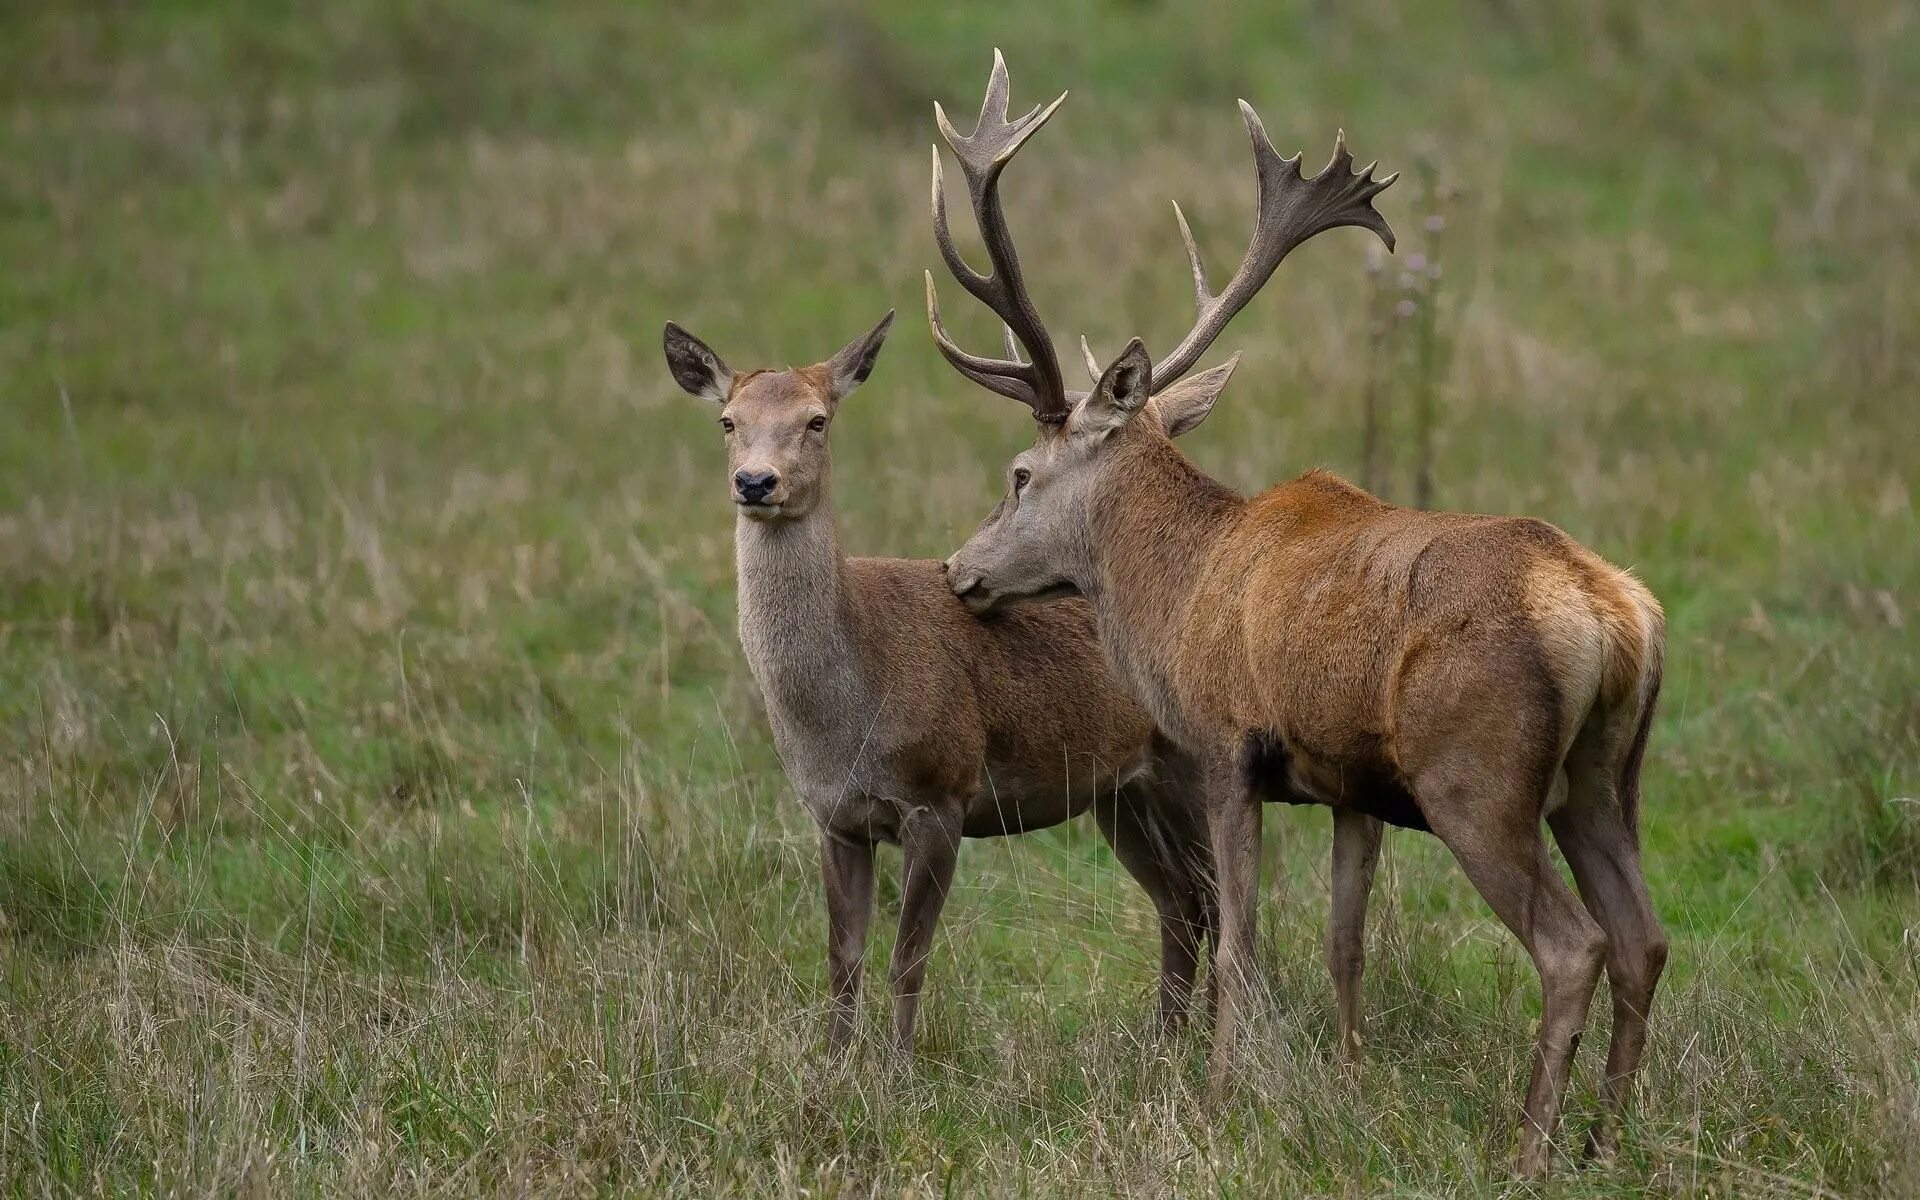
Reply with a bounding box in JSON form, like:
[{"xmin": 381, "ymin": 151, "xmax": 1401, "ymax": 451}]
[
  {"xmin": 820, "ymin": 310, "xmax": 894, "ymax": 402},
  {"xmin": 1150, "ymin": 354, "xmax": 1239, "ymax": 438},
  {"xmin": 1075, "ymin": 339, "xmax": 1154, "ymax": 436},
  {"xmin": 663, "ymin": 322, "xmax": 734, "ymax": 403}
]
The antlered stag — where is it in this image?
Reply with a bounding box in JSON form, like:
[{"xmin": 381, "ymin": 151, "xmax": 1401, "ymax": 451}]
[
  {"xmin": 661, "ymin": 313, "xmax": 1214, "ymax": 1055},
  {"xmin": 930, "ymin": 55, "xmax": 1668, "ymax": 1177}
]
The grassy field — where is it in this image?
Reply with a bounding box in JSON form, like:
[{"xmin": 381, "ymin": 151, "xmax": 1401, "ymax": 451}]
[{"xmin": 2, "ymin": 1, "xmax": 1917, "ymax": 1194}]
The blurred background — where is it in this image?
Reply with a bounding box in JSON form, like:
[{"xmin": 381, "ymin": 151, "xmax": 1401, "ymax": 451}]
[{"xmin": 2, "ymin": 1, "xmax": 1916, "ymax": 1194}]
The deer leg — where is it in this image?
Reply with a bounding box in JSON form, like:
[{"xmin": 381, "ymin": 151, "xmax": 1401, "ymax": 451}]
[
  {"xmin": 1422, "ymin": 787, "xmax": 1606, "ymax": 1179},
  {"xmin": 1098, "ymin": 784, "xmax": 1204, "ymax": 1030},
  {"xmin": 1198, "ymin": 865, "xmax": 1221, "ymax": 1028},
  {"xmin": 888, "ymin": 805, "xmax": 963, "ymax": 1054},
  {"xmin": 1548, "ymin": 767, "xmax": 1667, "ymax": 1162},
  {"xmin": 1327, "ymin": 809, "xmax": 1384, "ymax": 1069},
  {"xmin": 1205, "ymin": 747, "xmax": 1263, "ymax": 1089},
  {"xmin": 820, "ymin": 830, "xmax": 875, "ymax": 1055}
]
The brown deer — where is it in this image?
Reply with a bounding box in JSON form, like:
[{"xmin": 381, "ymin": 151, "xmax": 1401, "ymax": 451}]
[
  {"xmin": 929, "ymin": 56, "xmax": 1668, "ymax": 1177},
  {"xmin": 661, "ymin": 313, "xmax": 1215, "ymax": 1056}
]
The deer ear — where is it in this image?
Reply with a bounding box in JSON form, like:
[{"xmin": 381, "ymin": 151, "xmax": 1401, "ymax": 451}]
[
  {"xmin": 1150, "ymin": 354, "xmax": 1239, "ymax": 438},
  {"xmin": 663, "ymin": 322, "xmax": 734, "ymax": 403},
  {"xmin": 1076, "ymin": 339, "xmax": 1153, "ymax": 436},
  {"xmin": 821, "ymin": 310, "xmax": 894, "ymax": 402}
]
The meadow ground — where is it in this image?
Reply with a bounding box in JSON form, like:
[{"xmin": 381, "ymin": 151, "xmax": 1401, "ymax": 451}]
[{"xmin": 2, "ymin": 2, "xmax": 1917, "ymax": 1194}]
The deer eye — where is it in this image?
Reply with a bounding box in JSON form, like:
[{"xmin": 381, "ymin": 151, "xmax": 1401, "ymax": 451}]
[
  {"xmin": 1013, "ymin": 468, "xmax": 1031, "ymax": 492},
  {"xmin": 807, "ymin": 414, "xmax": 828, "ymax": 433},
  {"xmin": 719, "ymin": 416, "xmax": 735, "ymax": 433}
]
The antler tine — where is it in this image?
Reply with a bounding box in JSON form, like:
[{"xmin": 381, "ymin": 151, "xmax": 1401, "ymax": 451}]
[
  {"xmin": 926, "ymin": 50, "xmax": 1071, "ymax": 420},
  {"xmin": 1079, "ymin": 336, "xmax": 1101, "ymax": 382},
  {"xmin": 1150, "ymin": 103, "xmax": 1399, "ymax": 393},
  {"xmin": 925, "ymin": 271, "xmax": 1038, "ymax": 407},
  {"xmin": 1002, "ymin": 323, "xmax": 1025, "ymax": 365},
  {"xmin": 934, "ymin": 49, "xmax": 1069, "ymax": 181},
  {"xmin": 1170, "ymin": 201, "xmax": 1210, "ymax": 313},
  {"xmin": 929, "ymin": 147, "xmax": 992, "ymax": 300}
]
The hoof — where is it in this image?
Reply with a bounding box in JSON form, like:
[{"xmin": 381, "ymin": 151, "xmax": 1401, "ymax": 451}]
[
  {"xmin": 1583, "ymin": 1121, "xmax": 1620, "ymax": 1164},
  {"xmin": 1334, "ymin": 1032, "xmax": 1365, "ymax": 1079},
  {"xmin": 1513, "ymin": 1142, "xmax": 1553, "ymax": 1181}
]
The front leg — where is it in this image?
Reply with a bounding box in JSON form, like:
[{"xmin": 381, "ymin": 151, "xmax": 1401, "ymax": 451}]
[
  {"xmin": 888, "ymin": 804, "xmax": 963, "ymax": 1054},
  {"xmin": 1206, "ymin": 743, "xmax": 1264, "ymax": 1089},
  {"xmin": 820, "ymin": 830, "xmax": 875, "ymax": 1055}
]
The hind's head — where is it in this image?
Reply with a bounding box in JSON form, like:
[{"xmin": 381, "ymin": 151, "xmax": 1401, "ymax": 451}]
[{"xmin": 661, "ymin": 312, "xmax": 893, "ymax": 522}]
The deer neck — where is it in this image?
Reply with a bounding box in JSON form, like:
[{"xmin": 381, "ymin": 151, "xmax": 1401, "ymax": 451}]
[
  {"xmin": 732, "ymin": 489, "xmax": 864, "ymax": 717},
  {"xmin": 1080, "ymin": 435, "xmax": 1244, "ymax": 739}
]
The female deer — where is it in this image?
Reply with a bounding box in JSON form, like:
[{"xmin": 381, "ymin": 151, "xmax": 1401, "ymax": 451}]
[{"xmin": 662, "ymin": 314, "xmax": 1214, "ymax": 1054}]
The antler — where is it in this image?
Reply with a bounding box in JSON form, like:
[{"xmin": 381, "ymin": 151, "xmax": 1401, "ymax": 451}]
[
  {"xmin": 924, "ymin": 50, "xmax": 1072, "ymax": 422},
  {"xmin": 1150, "ymin": 105, "xmax": 1398, "ymax": 393}
]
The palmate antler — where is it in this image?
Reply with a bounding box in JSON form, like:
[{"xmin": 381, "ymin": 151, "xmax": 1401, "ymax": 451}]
[
  {"xmin": 1149, "ymin": 109, "xmax": 1398, "ymax": 392},
  {"xmin": 924, "ymin": 50, "xmax": 1074, "ymax": 423}
]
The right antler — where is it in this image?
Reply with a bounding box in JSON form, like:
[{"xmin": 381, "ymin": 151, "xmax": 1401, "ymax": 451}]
[
  {"xmin": 1148, "ymin": 105, "xmax": 1398, "ymax": 393},
  {"xmin": 924, "ymin": 50, "xmax": 1073, "ymax": 423}
]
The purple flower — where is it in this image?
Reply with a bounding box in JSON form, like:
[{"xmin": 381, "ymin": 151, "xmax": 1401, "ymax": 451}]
[
  {"xmin": 1394, "ymin": 298, "xmax": 1417, "ymax": 318},
  {"xmin": 1425, "ymin": 214, "xmax": 1445, "ymax": 233},
  {"xmin": 1406, "ymin": 252, "xmax": 1428, "ymax": 273}
]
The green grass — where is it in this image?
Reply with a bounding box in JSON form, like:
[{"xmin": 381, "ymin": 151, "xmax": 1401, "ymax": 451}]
[{"xmin": 2, "ymin": 0, "xmax": 1917, "ymax": 1193}]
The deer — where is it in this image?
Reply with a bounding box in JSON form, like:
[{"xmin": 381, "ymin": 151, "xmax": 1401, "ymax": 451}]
[
  {"xmin": 660, "ymin": 312, "xmax": 1215, "ymax": 1057},
  {"xmin": 927, "ymin": 55, "xmax": 1668, "ymax": 1177}
]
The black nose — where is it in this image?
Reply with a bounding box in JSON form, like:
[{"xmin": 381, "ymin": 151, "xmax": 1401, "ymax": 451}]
[{"xmin": 734, "ymin": 469, "xmax": 779, "ymax": 502}]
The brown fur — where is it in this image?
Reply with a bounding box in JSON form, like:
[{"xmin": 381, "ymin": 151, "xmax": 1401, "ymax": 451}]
[
  {"xmin": 921, "ymin": 54, "xmax": 1660, "ymax": 1170},
  {"xmin": 662, "ymin": 318, "xmax": 1216, "ymax": 1054},
  {"xmin": 949, "ymin": 371, "xmax": 1668, "ymax": 1173}
]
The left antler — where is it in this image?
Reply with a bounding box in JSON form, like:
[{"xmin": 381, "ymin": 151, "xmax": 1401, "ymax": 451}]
[{"xmin": 1150, "ymin": 106, "xmax": 1397, "ymax": 393}]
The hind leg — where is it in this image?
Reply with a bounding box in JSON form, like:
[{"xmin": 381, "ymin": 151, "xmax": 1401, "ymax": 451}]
[
  {"xmin": 1419, "ymin": 773, "xmax": 1607, "ymax": 1179},
  {"xmin": 1327, "ymin": 809, "xmax": 1384, "ymax": 1069},
  {"xmin": 1548, "ymin": 762, "xmax": 1668, "ymax": 1160},
  {"xmin": 1098, "ymin": 784, "xmax": 1207, "ymax": 1029}
]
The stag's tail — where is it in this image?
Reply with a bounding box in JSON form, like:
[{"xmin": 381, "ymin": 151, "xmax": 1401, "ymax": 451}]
[{"xmin": 1609, "ymin": 582, "xmax": 1665, "ymax": 838}]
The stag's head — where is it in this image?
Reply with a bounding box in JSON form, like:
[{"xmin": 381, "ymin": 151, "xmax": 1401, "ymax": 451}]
[
  {"xmin": 927, "ymin": 53, "xmax": 1396, "ymax": 610},
  {"xmin": 942, "ymin": 342, "xmax": 1239, "ymax": 610},
  {"xmin": 662, "ymin": 313, "xmax": 893, "ymax": 521}
]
